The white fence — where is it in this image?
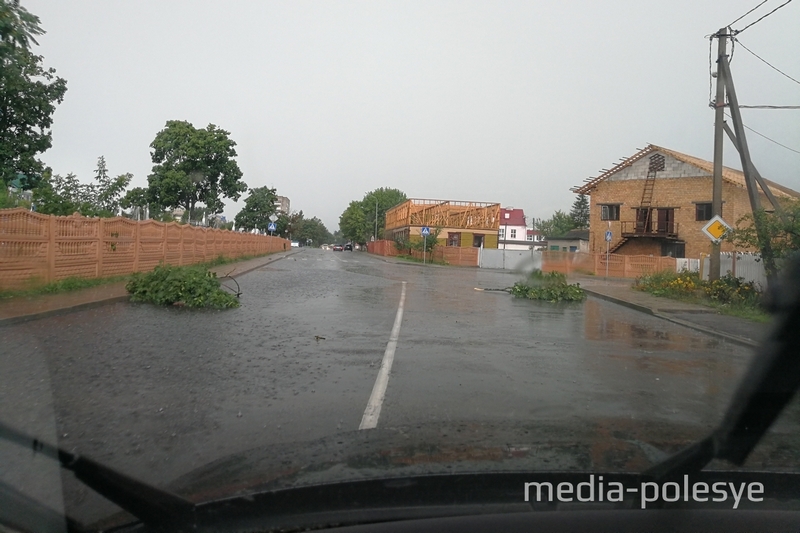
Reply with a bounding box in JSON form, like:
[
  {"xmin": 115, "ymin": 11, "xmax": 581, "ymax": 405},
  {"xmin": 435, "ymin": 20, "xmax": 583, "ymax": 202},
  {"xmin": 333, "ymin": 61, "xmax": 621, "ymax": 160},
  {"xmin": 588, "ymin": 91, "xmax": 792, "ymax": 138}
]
[
  {"xmin": 677, "ymin": 254, "xmax": 766, "ymax": 287},
  {"xmin": 699, "ymin": 252, "xmax": 767, "ymax": 288},
  {"xmin": 479, "ymin": 248, "xmax": 542, "ymax": 272}
]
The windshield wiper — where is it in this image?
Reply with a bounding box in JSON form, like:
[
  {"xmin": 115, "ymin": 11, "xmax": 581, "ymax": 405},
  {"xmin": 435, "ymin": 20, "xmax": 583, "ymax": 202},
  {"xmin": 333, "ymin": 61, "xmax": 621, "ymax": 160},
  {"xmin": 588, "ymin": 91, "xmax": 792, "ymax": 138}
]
[
  {"xmin": 646, "ymin": 254, "xmax": 800, "ymax": 481},
  {"xmin": 0, "ymin": 421, "xmax": 195, "ymax": 530}
]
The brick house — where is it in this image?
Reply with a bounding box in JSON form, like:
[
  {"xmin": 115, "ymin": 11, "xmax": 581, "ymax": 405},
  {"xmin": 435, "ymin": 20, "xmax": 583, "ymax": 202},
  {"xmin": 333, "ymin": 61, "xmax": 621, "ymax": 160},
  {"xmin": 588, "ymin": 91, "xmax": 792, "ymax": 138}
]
[{"xmin": 572, "ymin": 144, "xmax": 800, "ymax": 259}]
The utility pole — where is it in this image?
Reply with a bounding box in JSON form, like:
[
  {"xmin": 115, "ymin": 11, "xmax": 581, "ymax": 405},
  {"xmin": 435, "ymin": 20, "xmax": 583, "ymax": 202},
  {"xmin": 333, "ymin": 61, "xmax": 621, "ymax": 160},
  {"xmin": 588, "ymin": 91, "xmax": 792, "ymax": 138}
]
[
  {"xmin": 709, "ymin": 27, "xmax": 727, "ymax": 282},
  {"xmin": 718, "ymin": 51, "xmax": 778, "ymax": 283}
]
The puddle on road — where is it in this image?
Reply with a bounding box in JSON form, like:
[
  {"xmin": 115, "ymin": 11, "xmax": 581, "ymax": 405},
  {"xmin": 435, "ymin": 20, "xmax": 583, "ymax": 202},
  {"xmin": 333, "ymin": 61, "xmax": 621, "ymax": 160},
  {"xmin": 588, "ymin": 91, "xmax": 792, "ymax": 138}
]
[{"xmin": 583, "ymin": 299, "xmax": 722, "ymax": 352}]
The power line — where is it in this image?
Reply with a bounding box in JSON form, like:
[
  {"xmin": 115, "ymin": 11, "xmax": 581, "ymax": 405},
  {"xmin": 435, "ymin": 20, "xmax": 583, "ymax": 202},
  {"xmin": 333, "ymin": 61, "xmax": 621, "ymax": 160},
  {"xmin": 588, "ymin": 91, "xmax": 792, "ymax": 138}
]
[
  {"xmin": 728, "ymin": 0, "xmax": 769, "ymax": 27},
  {"xmin": 735, "ymin": 38, "xmax": 800, "ymax": 86},
  {"xmin": 738, "ymin": 105, "xmax": 800, "ymax": 109},
  {"xmin": 725, "ymin": 112, "xmax": 800, "ymax": 154},
  {"xmin": 733, "ymin": 0, "xmax": 795, "ymax": 34}
]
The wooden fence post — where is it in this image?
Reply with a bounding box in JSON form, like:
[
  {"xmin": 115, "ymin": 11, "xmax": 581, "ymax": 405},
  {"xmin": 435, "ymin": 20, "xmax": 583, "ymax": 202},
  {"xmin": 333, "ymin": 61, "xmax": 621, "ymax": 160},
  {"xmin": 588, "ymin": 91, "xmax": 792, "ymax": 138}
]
[
  {"xmin": 97, "ymin": 218, "xmax": 104, "ymax": 277},
  {"xmin": 622, "ymin": 255, "xmax": 629, "ymax": 278},
  {"xmin": 133, "ymin": 220, "xmax": 140, "ymax": 273},
  {"xmin": 47, "ymin": 215, "xmax": 56, "ymax": 283},
  {"xmin": 179, "ymin": 225, "xmax": 184, "ymax": 266}
]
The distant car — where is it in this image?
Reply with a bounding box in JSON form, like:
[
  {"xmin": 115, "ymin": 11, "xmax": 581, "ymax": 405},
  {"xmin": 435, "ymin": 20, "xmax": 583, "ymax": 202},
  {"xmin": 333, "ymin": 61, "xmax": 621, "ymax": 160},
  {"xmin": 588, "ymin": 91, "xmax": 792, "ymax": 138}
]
[
  {"xmin": 332, "ymin": 244, "xmax": 344, "ymax": 251},
  {"xmin": 344, "ymin": 243, "xmax": 353, "ymax": 251},
  {"xmin": 291, "ymin": 241, "xmax": 300, "ymax": 248}
]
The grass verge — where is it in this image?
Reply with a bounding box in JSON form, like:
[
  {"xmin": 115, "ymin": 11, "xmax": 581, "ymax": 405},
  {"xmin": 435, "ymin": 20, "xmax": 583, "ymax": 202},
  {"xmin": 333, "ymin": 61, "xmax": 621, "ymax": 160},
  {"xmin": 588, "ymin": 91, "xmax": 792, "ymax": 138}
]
[
  {"xmin": 395, "ymin": 254, "xmax": 449, "ymax": 266},
  {"xmin": 633, "ymin": 270, "xmax": 770, "ymax": 323},
  {"xmin": 0, "ymin": 252, "xmax": 278, "ymax": 301}
]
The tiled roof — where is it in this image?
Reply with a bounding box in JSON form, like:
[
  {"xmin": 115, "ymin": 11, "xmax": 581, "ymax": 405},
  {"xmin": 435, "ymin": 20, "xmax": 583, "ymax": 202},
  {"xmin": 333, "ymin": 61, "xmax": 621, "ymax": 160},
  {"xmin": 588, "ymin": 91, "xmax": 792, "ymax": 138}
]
[
  {"xmin": 500, "ymin": 208, "xmax": 526, "ymax": 226},
  {"xmin": 572, "ymin": 144, "xmax": 799, "ymax": 198}
]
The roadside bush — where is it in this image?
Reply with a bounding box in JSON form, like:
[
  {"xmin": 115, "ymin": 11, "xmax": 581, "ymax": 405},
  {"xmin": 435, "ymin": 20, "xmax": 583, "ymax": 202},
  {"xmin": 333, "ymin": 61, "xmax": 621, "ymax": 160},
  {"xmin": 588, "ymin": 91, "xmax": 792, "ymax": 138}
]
[
  {"xmin": 126, "ymin": 264, "xmax": 239, "ymax": 309},
  {"xmin": 633, "ymin": 270, "xmax": 700, "ymax": 298},
  {"xmin": 510, "ymin": 270, "xmax": 586, "ymax": 302},
  {"xmin": 703, "ymin": 273, "xmax": 761, "ymax": 306},
  {"xmin": 634, "ymin": 269, "xmax": 762, "ymax": 308}
]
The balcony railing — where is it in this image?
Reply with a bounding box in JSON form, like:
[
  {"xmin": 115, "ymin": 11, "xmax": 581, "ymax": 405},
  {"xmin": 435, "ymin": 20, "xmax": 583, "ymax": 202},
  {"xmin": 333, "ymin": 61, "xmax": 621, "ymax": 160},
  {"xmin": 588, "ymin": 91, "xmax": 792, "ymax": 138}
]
[{"xmin": 620, "ymin": 220, "xmax": 679, "ymax": 239}]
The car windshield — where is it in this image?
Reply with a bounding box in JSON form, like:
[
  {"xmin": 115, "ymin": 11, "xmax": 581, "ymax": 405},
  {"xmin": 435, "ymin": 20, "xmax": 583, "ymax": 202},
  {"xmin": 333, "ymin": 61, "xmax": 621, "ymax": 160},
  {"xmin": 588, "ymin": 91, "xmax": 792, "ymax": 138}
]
[{"xmin": 2, "ymin": 1, "xmax": 800, "ymax": 531}]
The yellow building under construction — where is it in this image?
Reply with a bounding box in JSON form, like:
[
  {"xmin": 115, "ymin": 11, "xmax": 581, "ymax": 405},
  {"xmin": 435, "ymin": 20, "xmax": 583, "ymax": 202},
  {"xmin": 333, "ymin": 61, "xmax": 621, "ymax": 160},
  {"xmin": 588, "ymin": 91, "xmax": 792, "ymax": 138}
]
[{"xmin": 384, "ymin": 199, "xmax": 500, "ymax": 248}]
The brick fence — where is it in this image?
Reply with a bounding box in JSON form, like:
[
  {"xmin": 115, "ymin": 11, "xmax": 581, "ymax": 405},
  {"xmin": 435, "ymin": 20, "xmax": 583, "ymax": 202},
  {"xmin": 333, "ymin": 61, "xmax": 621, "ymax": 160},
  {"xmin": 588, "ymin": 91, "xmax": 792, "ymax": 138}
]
[
  {"xmin": 367, "ymin": 239, "xmax": 478, "ymax": 266},
  {"xmin": 542, "ymin": 251, "xmax": 676, "ymax": 278},
  {"xmin": 0, "ymin": 208, "xmax": 291, "ymax": 290}
]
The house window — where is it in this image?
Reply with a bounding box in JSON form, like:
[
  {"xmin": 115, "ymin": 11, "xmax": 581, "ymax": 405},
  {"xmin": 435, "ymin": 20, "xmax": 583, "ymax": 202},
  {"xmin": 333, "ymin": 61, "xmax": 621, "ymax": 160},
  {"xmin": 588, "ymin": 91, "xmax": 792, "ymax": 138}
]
[
  {"xmin": 526, "ymin": 234, "xmax": 533, "ymax": 241},
  {"xmin": 447, "ymin": 232, "xmax": 461, "ymax": 247},
  {"xmin": 600, "ymin": 204, "xmax": 620, "ymax": 221},
  {"xmin": 498, "ymin": 228, "xmax": 505, "ymax": 238},
  {"xmin": 696, "ymin": 203, "xmax": 713, "ymax": 221},
  {"xmin": 510, "ymin": 229, "xmax": 517, "ymax": 239}
]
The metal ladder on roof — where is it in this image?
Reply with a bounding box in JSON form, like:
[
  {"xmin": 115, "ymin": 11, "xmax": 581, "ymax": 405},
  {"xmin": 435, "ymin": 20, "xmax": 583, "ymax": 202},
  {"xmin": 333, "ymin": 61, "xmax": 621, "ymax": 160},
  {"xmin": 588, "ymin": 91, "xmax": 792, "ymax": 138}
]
[{"xmin": 638, "ymin": 154, "xmax": 665, "ymax": 233}]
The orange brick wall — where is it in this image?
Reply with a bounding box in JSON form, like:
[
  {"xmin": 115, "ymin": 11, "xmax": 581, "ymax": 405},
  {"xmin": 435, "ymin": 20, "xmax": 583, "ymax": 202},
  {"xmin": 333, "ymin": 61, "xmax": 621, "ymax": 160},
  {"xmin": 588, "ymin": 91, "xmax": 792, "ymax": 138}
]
[{"xmin": 588, "ymin": 176, "xmax": 766, "ymax": 259}]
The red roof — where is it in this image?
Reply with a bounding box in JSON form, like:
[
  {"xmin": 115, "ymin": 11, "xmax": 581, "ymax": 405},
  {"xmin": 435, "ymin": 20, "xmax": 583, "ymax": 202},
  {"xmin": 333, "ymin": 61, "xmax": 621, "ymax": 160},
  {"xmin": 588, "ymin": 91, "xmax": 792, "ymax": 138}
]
[
  {"xmin": 500, "ymin": 208, "xmax": 526, "ymax": 227},
  {"xmin": 526, "ymin": 229, "xmax": 540, "ymax": 235}
]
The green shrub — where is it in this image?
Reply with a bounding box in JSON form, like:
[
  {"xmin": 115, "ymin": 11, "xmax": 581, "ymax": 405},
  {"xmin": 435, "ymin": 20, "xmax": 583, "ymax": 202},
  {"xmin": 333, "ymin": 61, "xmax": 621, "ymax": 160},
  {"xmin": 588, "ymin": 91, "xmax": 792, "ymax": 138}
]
[
  {"xmin": 126, "ymin": 264, "xmax": 239, "ymax": 309},
  {"xmin": 510, "ymin": 270, "xmax": 586, "ymax": 302},
  {"xmin": 703, "ymin": 273, "xmax": 761, "ymax": 306},
  {"xmin": 634, "ymin": 269, "xmax": 762, "ymax": 309},
  {"xmin": 633, "ymin": 270, "xmax": 700, "ymax": 298}
]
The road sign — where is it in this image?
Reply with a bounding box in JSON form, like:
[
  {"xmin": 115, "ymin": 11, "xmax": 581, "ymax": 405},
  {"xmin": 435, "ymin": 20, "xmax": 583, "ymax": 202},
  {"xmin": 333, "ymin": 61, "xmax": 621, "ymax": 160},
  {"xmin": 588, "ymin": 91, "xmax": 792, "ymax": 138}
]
[
  {"xmin": 268, "ymin": 222, "xmax": 277, "ymax": 232},
  {"xmin": 604, "ymin": 230, "xmax": 612, "ymax": 242},
  {"xmin": 701, "ymin": 215, "xmax": 731, "ymax": 242},
  {"xmin": 420, "ymin": 226, "xmax": 430, "ymax": 236},
  {"xmin": 269, "ymin": 214, "xmax": 278, "ymax": 222}
]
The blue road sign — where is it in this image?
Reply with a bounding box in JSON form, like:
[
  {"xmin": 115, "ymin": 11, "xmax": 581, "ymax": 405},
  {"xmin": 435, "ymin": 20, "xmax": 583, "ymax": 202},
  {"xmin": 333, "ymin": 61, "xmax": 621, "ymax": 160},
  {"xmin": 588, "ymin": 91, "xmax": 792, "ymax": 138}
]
[
  {"xmin": 268, "ymin": 222, "xmax": 277, "ymax": 232},
  {"xmin": 604, "ymin": 230, "xmax": 613, "ymax": 242},
  {"xmin": 421, "ymin": 226, "xmax": 431, "ymax": 236}
]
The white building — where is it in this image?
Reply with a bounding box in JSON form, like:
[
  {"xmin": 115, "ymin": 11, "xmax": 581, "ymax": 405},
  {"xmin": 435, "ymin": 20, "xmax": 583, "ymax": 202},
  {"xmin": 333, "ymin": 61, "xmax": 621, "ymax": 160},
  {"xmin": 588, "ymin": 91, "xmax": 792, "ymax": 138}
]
[
  {"xmin": 497, "ymin": 208, "xmax": 533, "ymax": 251},
  {"xmin": 526, "ymin": 229, "xmax": 546, "ymax": 251}
]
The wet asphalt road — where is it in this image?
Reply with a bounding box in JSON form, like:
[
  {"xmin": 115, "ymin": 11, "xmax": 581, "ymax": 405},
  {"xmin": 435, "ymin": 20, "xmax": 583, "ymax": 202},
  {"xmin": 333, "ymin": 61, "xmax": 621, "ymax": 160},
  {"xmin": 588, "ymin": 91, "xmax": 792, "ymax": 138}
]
[{"xmin": 1, "ymin": 248, "xmax": 795, "ymax": 523}]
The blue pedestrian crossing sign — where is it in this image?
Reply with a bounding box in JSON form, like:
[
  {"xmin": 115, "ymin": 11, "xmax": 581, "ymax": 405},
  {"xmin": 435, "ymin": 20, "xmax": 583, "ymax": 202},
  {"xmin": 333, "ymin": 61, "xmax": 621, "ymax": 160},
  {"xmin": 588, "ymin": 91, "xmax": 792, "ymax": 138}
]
[
  {"xmin": 421, "ymin": 226, "xmax": 431, "ymax": 236},
  {"xmin": 604, "ymin": 230, "xmax": 613, "ymax": 242},
  {"xmin": 268, "ymin": 222, "xmax": 277, "ymax": 232}
]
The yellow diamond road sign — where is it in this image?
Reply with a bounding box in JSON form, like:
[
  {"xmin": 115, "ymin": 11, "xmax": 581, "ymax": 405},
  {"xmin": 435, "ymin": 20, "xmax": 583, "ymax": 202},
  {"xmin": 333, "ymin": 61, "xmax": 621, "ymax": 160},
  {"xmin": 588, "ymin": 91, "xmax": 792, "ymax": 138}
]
[{"xmin": 701, "ymin": 215, "xmax": 731, "ymax": 242}]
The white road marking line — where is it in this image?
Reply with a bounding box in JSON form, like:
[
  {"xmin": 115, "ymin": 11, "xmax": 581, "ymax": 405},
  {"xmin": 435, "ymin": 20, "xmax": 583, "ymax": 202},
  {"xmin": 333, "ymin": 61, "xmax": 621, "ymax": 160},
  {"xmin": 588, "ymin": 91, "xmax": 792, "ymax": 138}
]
[{"xmin": 359, "ymin": 281, "xmax": 407, "ymax": 430}]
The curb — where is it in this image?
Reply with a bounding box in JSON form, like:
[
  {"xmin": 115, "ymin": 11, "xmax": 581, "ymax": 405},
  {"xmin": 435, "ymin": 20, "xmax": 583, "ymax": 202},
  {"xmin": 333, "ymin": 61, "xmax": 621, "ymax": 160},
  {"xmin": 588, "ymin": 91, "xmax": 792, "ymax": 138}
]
[
  {"xmin": 0, "ymin": 251, "xmax": 299, "ymax": 327},
  {"xmin": 582, "ymin": 288, "xmax": 758, "ymax": 348}
]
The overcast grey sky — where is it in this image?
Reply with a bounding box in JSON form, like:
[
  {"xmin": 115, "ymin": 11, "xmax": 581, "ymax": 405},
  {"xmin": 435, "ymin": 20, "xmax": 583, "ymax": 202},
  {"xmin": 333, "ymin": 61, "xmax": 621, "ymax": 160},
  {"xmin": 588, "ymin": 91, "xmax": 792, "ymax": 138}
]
[{"xmin": 25, "ymin": 0, "xmax": 800, "ymax": 230}]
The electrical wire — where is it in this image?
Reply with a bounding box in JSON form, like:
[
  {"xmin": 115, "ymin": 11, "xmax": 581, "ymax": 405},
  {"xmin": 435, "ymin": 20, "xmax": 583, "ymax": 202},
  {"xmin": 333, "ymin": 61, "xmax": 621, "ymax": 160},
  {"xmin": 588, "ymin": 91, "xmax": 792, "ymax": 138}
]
[
  {"xmin": 708, "ymin": 35, "xmax": 714, "ymax": 105},
  {"xmin": 725, "ymin": 112, "xmax": 800, "ymax": 155},
  {"xmin": 734, "ymin": 38, "xmax": 800, "ymax": 86},
  {"xmin": 733, "ymin": 0, "xmax": 795, "ymax": 34},
  {"xmin": 738, "ymin": 105, "xmax": 800, "ymax": 109},
  {"xmin": 728, "ymin": 0, "xmax": 769, "ymax": 27}
]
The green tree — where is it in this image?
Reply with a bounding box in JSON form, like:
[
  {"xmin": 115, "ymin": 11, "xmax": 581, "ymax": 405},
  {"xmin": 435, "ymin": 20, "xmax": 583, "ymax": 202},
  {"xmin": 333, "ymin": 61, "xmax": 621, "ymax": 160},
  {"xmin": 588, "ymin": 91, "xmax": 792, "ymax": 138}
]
[
  {"xmin": 296, "ymin": 216, "xmax": 333, "ymax": 246},
  {"xmin": 338, "ymin": 188, "xmax": 407, "ymax": 245},
  {"xmin": 146, "ymin": 120, "xmax": 247, "ymax": 223},
  {"xmin": 569, "ymin": 194, "xmax": 590, "ymax": 229},
  {"xmin": 32, "ymin": 158, "xmax": 132, "ymax": 217},
  {"xmin": 725, "ymin": 201, "xmax": 800, "ymax": 278},
  {"xmin": 339, "ymin": 200, "xmax": 368, "ymax": 244},
  {"xmin": 92, "ymin": 156, "xmax": 131, "ymax": 215},
  {"xmin": 31, "ymin": 172, "xmax": 84, "ymax": 215},
  {"xmin": 120, "ymin": 186, "xmax": 150, "ymax": 219},
  {"xmin": 234, "ymin": 186, "xmax": 278, "ymax": 232},
  {"xmin": 410, "ymin": 226, "xmax": 442, "ymax": 253},
  {"xmin": 534, "ymin": 210, "xmax": 576, "ymax": 238},
  {"xmin": 0, "ymin": 44, "xmax": 67, "ymax": 189},
  {"xmin": 0, "ymin": 0, "xmax": 45, "ymax": 55}
]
